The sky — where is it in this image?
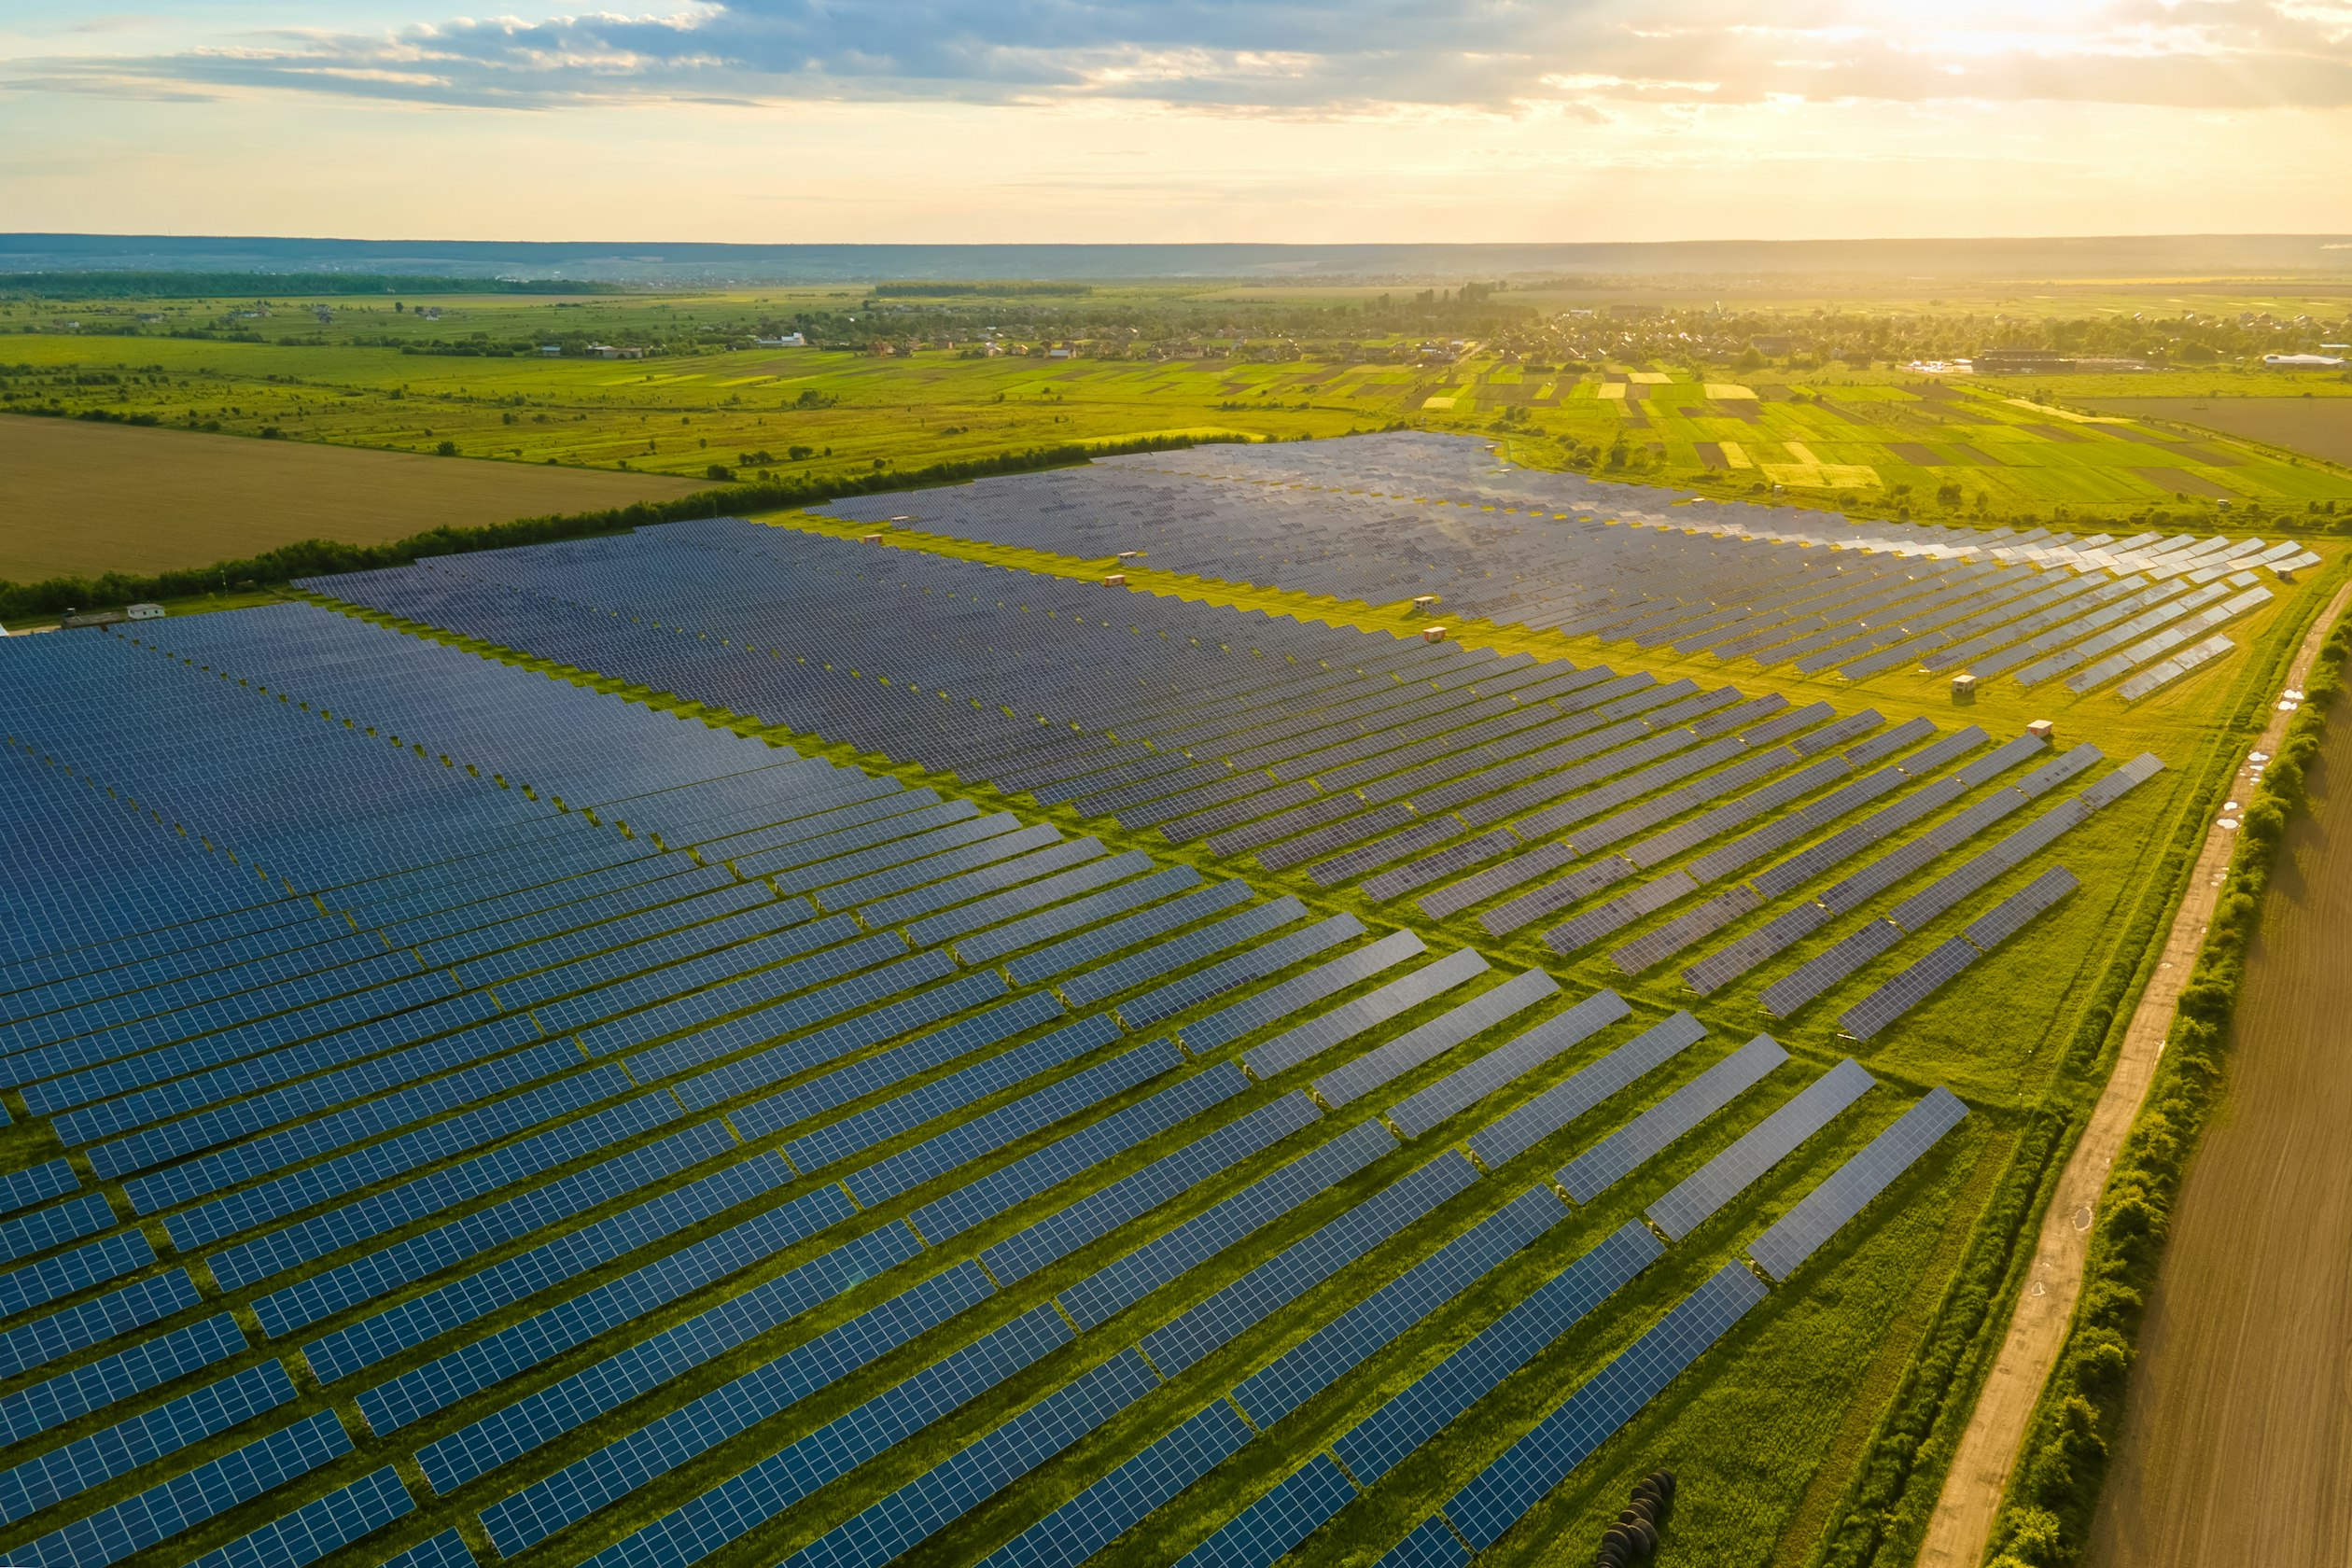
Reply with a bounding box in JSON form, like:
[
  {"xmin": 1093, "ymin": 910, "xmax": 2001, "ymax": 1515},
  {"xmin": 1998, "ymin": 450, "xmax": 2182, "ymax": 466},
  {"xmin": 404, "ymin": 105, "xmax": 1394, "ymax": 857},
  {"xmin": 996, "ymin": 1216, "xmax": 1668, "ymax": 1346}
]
[{"xmin": 4, "ymin": 1, "xmax": 2350, "ymax": 243}]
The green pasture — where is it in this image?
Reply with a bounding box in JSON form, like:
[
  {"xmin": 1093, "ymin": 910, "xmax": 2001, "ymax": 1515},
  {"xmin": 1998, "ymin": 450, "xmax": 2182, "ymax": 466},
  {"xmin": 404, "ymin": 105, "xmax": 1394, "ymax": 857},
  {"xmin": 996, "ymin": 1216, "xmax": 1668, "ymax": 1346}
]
[{"xmin": 7, "ymin": 300, "xmax": 2350, "ymax": 533}]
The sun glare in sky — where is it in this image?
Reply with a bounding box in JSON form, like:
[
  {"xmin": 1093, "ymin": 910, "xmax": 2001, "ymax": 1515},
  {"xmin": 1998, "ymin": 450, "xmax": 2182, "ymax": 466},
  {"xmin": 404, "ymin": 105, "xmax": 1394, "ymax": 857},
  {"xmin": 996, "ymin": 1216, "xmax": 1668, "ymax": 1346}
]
[{"xmin": 3, "ymin": 1, "xmax": 2348, "ymax": 240}]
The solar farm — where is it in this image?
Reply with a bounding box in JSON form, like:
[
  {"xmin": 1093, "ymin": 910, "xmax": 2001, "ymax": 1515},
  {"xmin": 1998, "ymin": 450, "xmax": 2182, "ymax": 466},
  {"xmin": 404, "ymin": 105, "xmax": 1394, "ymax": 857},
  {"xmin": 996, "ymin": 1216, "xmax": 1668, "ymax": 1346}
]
[{"xmin": 0, "ymin": 431, "xmax": 2320, "ymax": 1568}]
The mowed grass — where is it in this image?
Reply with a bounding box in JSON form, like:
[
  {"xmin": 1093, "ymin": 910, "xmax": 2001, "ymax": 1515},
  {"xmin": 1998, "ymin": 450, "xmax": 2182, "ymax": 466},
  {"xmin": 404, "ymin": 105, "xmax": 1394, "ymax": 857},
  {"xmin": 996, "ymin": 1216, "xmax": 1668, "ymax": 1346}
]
[{"xmin": 0, "ymin": 414, "xmax": 699, "ymax": 581}]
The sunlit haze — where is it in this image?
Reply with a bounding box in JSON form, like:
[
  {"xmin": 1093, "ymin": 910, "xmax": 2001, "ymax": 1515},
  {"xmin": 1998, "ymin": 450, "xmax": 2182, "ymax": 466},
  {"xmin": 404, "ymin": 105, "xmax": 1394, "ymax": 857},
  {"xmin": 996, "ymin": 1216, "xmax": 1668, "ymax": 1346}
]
[{"xmin": 7, "ymin": 0, "xmax": 2351, "ymax": 241}]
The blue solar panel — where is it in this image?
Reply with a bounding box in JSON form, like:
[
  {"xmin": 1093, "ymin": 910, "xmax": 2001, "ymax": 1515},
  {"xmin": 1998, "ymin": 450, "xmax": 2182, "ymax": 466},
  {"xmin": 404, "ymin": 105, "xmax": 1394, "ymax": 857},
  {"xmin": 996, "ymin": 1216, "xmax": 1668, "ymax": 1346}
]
[
  {"xmin": 1142, "ymin": 1151, "xmax": 1477, "ymax": 1377},
  {"xmin": 1557, "ymin": 1034, "xmax": 1787, "ymax": 1203},
  {"xmin": 242, "ymin": 1113, "xmax": 730, "ymax": 1335},
  {"xmin": 586, "ymin": 1305, "xmax": 1071, "ymax": 1568},
  {"xmin": 1377, "ymin": 1515, "xmax": 1473, "ymax": 1568},
  {"xmin": 301, "ymin": 1151, "xmax": 794, "ymax": 1384},
  {"xmin": 774, "ymin": 1348, "xmax": 1162, "ymax": 1568},
  {"xmin": 1313, "ymin": 968, "xmax": 1559, "ymax": 1109},
  {"xmin": 849, "ymin": 1036, "xmax": 1179, "ymax": 1211},
  {"xmin": 1438, "ymin": 1262, "xmax": 1769, "ymax": 1550},
  {"xmin": 0, "ymin": 1269, "xmax": 200, "ymax": 1381},
  {"xmin": 0, "ymin": 1312, "xmax": 243, "ymax": 1445},
  {"xmin": 1242, "ymin": 948, "xmax": 1488, "ymax": 1079},
  {"xmin": 979, "ymin": 1400, "xmax": 1255, "ymax": 1568},
  {"xmin": 1386, "ymin": 988, "xmax": 1630, "ymax": 1139},
  {"xmin": 778, "ymin": 1007, "xmax": 1107, "ymax": 1173},
  {"xmin": 1232, "ymin": 1184, "xmax": 1566, "ymax": 1428},
  {"xmin": 1749, "ymin": 1086, "xmax": 1970, "ymax": 1281},
  {"xmin": 1060, "ymin": 1119, "xmax": 1399, "ymax": 1331},
  {"xmin": 402, "ymin": 1219, "xmax": 917, "ymax": 1484},
  {"xmin": 186, "ymin": 1465, "xmax": 413, "ymax": 1568},
  {"xmin": 1647, "ymin": 1057, "xmax": 1876, "ymax": 1239},
  {"xmin": 480, "ymin": 1260, "xmax": 996, "ymax": 1555},
  {"xmin": 1333, "ymin": 1220, "xmax": 1661, "ymax": 1484},
  {"xmin": 1466, "ymin": 1011, "xmax": 1707, "ymax": 1171},
  {"xmin": 983, "ymin": 1093, "xmax": 1319, "ymax": 1285},
  {"xmin": 965, "ymin": 864, "xmax": 1205, "ymax": 970},
  {"xmin": 1066, "ymin": 896, "xmax": 1311, "ymax": 1010},
  {"xmin": 1113, "ymin": 912, "xmax": 1360, "ymax": 1029},
  {"xmin": 12, "ymin": 1407, "xmax": 352, "ymax": 1568},
  {"xmin": 0, "ymin": 1359, "xmax": 295, "ymax": 1526},
  {"xmin": 0, "ymin": 1160, "xmax": 78, "ymax": 1216},
  {"xmin": 1181, "ymin": 929, "xmax": 1424, "ymax": 1053},
  {"xmin": 0, "ymin": 1227, "xmax": 154, "ymax": 1320},
  {"xmin": 1173, "ymin": 1453, "xmax": 1359, "ymax": 1568}
]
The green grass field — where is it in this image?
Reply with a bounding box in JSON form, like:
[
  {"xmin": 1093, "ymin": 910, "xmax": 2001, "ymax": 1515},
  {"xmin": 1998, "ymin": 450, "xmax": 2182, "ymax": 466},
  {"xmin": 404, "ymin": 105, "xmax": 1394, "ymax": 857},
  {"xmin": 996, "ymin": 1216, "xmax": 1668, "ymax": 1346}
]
[{"xmin": 6, "ymin": 284, "xmax": 2351, "ymax": 565}]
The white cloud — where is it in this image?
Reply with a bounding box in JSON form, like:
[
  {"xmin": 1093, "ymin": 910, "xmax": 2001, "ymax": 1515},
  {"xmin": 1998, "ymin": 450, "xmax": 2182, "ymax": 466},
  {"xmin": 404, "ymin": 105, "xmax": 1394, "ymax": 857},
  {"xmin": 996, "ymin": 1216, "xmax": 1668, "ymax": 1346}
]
[{"xmin": 7, "ymin": 0, "xmax": 2348, "ymax": 114}]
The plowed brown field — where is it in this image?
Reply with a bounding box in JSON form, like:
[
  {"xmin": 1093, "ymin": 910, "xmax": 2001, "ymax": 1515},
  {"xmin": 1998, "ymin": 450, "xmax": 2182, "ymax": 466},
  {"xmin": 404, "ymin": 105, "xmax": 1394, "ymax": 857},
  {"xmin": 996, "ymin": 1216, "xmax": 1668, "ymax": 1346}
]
[
  {"xmin": 0, "ymin": 415, "xmax": 699, "ymax": 582},
  {"xmin": 2083, "ymin": 693, "xmax": 2352, "ymax": 1565}
]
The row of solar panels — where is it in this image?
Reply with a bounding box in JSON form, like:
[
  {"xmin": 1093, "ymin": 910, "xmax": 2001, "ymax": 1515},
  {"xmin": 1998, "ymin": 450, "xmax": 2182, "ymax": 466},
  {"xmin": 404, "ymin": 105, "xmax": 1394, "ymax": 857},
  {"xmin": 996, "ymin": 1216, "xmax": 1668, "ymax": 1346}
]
[
  {"xmin": 279, "ymin": 530, "xmax": 2170, "ymax": 1086},
  {"xmin": 816, "ymin": 432, "xmax": 2293, "ymax": 690},
  {"xmin": 0, "ymin": 606, "xmax": 1966, "ymax": 1568}
]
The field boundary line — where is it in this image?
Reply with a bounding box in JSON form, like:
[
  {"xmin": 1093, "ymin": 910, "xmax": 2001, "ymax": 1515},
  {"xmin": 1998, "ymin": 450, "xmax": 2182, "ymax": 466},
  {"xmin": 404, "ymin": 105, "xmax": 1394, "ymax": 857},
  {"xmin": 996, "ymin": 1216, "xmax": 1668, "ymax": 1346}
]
[{"xmin": 1915, "ymin": 572, "xmax": 2352, "ymax": 1568}]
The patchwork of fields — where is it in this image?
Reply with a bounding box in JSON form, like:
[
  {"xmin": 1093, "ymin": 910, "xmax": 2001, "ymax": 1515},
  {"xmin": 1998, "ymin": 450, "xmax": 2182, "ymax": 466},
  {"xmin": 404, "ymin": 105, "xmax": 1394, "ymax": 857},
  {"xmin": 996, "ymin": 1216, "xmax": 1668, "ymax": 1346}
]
[
  {"xmin": 7, "ymin": 317, "xmax": 2351, "ymax": 578},
  {"xmin": 0, "ymin": 431, "xmax": 2326, "ymax": 1568}
]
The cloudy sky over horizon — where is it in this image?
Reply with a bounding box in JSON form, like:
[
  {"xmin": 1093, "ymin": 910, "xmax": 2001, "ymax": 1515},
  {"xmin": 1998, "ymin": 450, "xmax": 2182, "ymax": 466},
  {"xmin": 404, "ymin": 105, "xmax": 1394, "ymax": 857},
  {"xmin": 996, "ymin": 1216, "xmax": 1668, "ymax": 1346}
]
[{"xmin": 6, "ymin": 1, "xmax": 2350, "ymax": 242}]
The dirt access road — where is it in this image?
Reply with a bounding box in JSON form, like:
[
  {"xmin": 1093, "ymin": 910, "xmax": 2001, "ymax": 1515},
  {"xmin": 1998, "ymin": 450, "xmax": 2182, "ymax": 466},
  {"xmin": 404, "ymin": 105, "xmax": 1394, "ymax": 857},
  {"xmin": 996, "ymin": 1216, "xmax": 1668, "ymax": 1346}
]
[
  {"xmin": 2080, "ymin": 626, "xmax": 2352, "ymax": 1564},
  {"xmin": 1916, "ymin": 577, "xmax": 2352, "ymax": 1568}
]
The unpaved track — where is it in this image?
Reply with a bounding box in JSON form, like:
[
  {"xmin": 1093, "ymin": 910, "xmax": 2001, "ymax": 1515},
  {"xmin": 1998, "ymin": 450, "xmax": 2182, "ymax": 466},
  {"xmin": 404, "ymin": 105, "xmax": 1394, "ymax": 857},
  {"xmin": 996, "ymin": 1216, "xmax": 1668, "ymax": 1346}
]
[
  {"xmin": 1917, "ymin": 579, "xmax": 2352, "ymax": 1568},
  {"xmin": 2081, "ymin": 675, "xmax": 2352, "ymax": 1565}
]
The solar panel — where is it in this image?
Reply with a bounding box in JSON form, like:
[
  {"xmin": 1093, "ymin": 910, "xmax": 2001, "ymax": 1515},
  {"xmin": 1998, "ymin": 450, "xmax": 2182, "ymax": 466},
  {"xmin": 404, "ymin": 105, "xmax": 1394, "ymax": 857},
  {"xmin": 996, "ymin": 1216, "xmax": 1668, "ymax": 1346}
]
[
  {"xmin": 187, "ymin": 1466, "xmax": 413, "ymax": 1568},
  {"xmin": 1437, "ymin": 1262, "xmax": 1769, "ymax": 1550},
  {"xmin": 1385, "ymin": 988, "xmax": 1631, "ymax": 1139},
  {"xmin": 1172, "ymin": 1453, "xmax": 1359, "ymax": 1568},
  {"xmin": 981, "ymin": 1093, "xmax": 1320, "ymax": 1285},
  {"xmin": 1558, "ymin": 1034, "xmax": 1787, "ymax": 1202},
  {"xmin": 1180, "ymin": 929, "xmax": 1422, "ymax": 1053},
  {"xmin": 1312, "ymin": 968, "xmax": 1560, "ymax": 1109},
  {"xmin": 1757, "ymin": 918, "xmax": 1903, "ymax": 1017},
  {"xmin": 979, "ymin": 1400, "xmax": 1255, "ymax": 1568},
  {"xmin": 1142, "ymin": 1151, "xmax": 1477, "ymax": 1376},
  {"xmin": 1231, "ymin": 1184, "xmax": 1566, "ymax": 1427},
  {"xmin": 1377, "ymin": 1516, "xmax": 1474, "ymax": 1568},
  {"xmin": 1748, "ymin": 1087, "xmax": 1969, "ymax": 1280},
  {"xmin": 1646, "ymin": 1057, "xmax": 1876, "ymax": 1239},
  {"xmin": 2076, "ymin": 752, "xmax": 2164, "ymax": 810},
  {"xmin": 1963, "ymin": 864, "xmax": 2080, "ymax": 949},
  {"xmin": 14, "ymin": 1408, "xmax": 352, "ymax": 1568},
  {"xmin": 595, "ymin": 1304, "xmax": 1072, "ymax": 1568},
  {"xmin": 905, "ymin": 1058, "xmax": 1244, "ymax": 1245},
  {"xmin": 1332, "ymin": 1220, "xmax": 1660, "ymax": 1485},
  {"xmin": 1059, "ymin": 1119, "xmax": 1398, "ymax": 1330},
  {"xmin": 1467, "ymin": 1012, "xmax": 1707, "ymax": 1170},
  {"xmin": 1242, "ymin": 948, "xmax": 1488, "ymax": 1079}
]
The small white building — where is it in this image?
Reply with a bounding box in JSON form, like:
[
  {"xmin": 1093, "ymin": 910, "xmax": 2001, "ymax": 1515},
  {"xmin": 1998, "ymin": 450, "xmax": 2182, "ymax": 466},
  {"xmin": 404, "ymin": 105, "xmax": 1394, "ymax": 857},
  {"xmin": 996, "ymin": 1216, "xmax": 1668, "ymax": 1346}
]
[
  {"xmin": 127, "ymin": 603, "xmax": 165, "ymax": 622},
  {"xmin": 754, "ymin": 333, "xmax": 806, "ymax": 347}
]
